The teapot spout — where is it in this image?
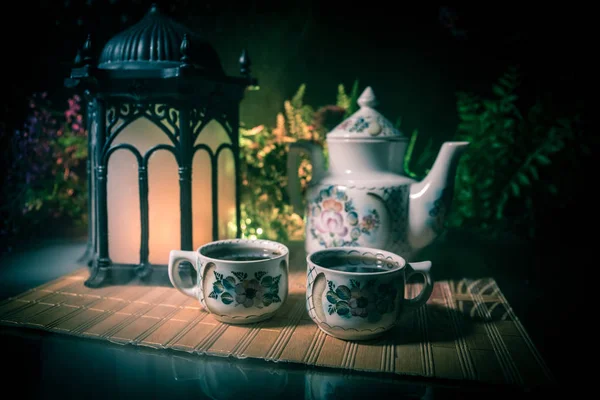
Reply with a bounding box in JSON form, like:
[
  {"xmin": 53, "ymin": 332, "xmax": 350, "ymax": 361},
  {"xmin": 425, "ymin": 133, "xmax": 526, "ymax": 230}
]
[{"xmin": 408, "ymin": 141, "xmax": 469, "ymax": 251}]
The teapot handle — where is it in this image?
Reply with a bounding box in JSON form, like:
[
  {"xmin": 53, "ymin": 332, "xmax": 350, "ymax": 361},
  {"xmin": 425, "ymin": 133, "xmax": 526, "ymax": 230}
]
[{"xmin": 286, "ymin": 140, "xmax": 326, "ymax": 216}]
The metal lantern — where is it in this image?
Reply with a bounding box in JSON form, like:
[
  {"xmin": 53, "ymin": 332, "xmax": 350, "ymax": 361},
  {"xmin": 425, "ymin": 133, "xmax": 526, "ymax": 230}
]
[{"xmin": 66, "ymin": 4, "xmax": 257, "ymax": 287}]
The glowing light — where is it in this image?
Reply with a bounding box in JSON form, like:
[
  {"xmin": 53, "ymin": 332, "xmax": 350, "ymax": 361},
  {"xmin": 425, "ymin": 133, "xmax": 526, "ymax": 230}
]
[
  {"xmin": 105, "ymin": 115, "xmax": 238, "ymax": 265},
  {"xmin": 108, "ymin": 118, "xmax": 180, "ymax": 264},
  {"xmin": 246, "ymin": 218, "xmax": 252, "ymax": 224},
  {"xmin": 256, "ymin": 228, "xmax": 263, "ymax": 235},
  {"xmin": 249, "ymin": 234, "xmax": 257, "ymax": 240}
]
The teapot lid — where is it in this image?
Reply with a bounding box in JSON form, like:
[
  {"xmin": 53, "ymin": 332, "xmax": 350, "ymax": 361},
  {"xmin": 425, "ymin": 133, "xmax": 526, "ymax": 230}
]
[{"xmin": 327, "ymin": 87, "xmax": 406, "ymax": 141}]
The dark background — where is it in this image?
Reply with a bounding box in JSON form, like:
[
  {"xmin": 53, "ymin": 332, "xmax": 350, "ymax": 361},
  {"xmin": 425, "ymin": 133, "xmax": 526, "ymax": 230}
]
[
  {"xmin": 1, "ymin": 1, "xmax": 588, "ymax": 138},
  {"xmin": 0, "ymin": 0, "xmax": 591, "ymax": 389}
]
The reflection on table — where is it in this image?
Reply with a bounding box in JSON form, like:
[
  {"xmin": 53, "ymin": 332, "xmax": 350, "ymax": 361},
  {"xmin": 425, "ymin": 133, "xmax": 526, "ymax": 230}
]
[{"xmin": 5, "ymin": 324, "xmax": 523, "ymax": 399}]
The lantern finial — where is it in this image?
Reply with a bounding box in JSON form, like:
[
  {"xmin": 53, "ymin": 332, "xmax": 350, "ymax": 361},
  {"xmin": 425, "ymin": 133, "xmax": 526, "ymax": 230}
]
[
  {"xmin": 180, "ymin": 33, "xmax": 191, "ymax": 69},
  {"xmin": 239, "ymin": 49, "xmax": 251, "ymax": 77},
  {"xmin": 149, "ymin": 3, "xmax": 159, "ymax": 14},
  {"xmin": 73, "ymin": 49, "xmax": 83, "ymax": 67},
  {"xmin": 82, "ymin": 34, "xmax": 94, "ymax": 66}
]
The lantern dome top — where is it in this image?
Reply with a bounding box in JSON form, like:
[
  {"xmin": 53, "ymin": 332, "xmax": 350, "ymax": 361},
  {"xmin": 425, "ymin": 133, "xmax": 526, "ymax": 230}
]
[{"xmin": 97, "ymin": 3, "xmax": 224, "ymax": 75}]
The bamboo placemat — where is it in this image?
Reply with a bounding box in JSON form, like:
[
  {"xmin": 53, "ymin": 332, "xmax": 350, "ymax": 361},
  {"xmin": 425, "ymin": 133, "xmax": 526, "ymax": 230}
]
[{"xmin": 0, "ymin": 250, "xmax": 553, "ymax": 388}]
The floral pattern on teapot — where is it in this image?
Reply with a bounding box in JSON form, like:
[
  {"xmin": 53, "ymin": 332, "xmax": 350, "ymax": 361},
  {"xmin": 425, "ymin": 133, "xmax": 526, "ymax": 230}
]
[
  {"xmin": 343, "ymin": 116, "xmax": 370, "ymax": 133},
  {"xmin": 428, "ymin": 186, "xmax": 454, "ymax": 234},
  {"xmin": 308, "ymin": 185, "xmax": 381, "ymax": 248},
  {"xmin": 336, "ymin": 115, "xmax": 389, "ymax": 137}
]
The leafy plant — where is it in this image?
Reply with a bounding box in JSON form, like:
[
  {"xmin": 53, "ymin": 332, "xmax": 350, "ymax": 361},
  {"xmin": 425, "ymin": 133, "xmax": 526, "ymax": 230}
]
[
  {"xmin": 403, "ymin": 127, "xmax": 436, "ymax": 179},
  {"xmin": 337, "ymin": 80, "xmax": 361, "ymax": 118},
  {"xmin": 1, "ymin": 93, "xmax": 88, "ymax": 245},
  {"xmin": 238, "ymin": 82, "xmax": 353, "ymax": 241},
  {"xmin": 445, "ymin": 66, "xmax": 584, "ymax": 238}
]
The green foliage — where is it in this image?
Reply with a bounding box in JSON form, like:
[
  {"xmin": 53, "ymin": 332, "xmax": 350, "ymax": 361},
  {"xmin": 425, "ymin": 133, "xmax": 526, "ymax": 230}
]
[
  {"xmin": 1, "ymin": 94, "xmax": 88, "ymax": 244},
  {"xmin": 446, "ymin": 66, "xmax": 583, "ymax": 238},
  {"xmin": 337, "ymin": 80, "xmax": 360, "ymax": 118},
  {"xmin": 403, "ymin": 128, "xmax": 436, "ymax": 179},
  {"xmin": 239, "ymin": 82, "xmax": 356, "ymax": 241}
]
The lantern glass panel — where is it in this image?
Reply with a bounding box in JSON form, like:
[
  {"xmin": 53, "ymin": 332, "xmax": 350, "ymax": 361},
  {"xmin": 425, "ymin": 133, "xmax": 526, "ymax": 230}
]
[
  {"xmin": 192, "ymin": 120, "xmax": 236, "ymax": 248},
  {"xmin": 107, "ymin": 148, "xmax": 140, "ymax": 264},
  {"xmin": 107, "ymin": 116, "xmax": 180, "ymax": 265},
  {"xmin": 192, "ymin": 150, "xmax": 212, "ymax": 247},
  {"xmin": 218, "ymin": 148, "xmax": 236, "ymax": 239},
  {"xmin": 148, "ymin": 146, "xmax": 180, "ymax": 264}
]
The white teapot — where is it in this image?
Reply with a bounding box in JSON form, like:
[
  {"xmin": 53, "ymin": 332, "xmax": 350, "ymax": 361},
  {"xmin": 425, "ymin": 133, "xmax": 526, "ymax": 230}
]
[{"xmin": 287, "ymin": 87, "xmax": 469, "ymax": 260}]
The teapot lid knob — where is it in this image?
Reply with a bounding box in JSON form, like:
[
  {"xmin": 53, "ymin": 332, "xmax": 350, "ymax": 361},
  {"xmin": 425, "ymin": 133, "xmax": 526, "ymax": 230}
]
[{"xmin": 357, "ymin": 86, "xmax": 378, "ymax": 108}]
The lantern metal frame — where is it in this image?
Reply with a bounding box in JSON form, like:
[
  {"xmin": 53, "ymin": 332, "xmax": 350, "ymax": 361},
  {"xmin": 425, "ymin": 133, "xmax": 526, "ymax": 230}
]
[{"xmin": 66, "ymin": 5, "xmax": 257, "ymax": 287}]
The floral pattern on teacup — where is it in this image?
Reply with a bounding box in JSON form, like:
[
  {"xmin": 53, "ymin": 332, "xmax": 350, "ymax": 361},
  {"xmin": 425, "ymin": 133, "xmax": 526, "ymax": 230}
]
[
  {"xmin": 324, "ymin": 279, "xmax": 397, "ymax": 323},
  {"xmin": 208, "ymin": 271, "xmax": 282, "ymax": 308},
  {"xmin": 309, "ymin": 186, "xmax": 381, "ymax": 248}
]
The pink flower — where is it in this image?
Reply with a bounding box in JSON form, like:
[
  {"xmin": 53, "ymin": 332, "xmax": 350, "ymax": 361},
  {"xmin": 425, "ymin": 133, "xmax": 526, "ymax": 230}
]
[
  {"xmin": 313, "ymin": 198, "xmax": 349, "ymax": 237},
  {"xmin": 316, "ymin": 211, "xmax": 348, "ymax": 237}
]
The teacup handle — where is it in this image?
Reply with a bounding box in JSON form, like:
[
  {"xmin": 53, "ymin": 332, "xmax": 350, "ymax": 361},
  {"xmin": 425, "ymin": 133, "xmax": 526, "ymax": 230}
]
[
  {"xmin": 168, "ymin": 250, "xmax": 198, "ymax": 299},
  {"xmin": 306, "ymin": 271, "xmax": 328, "ymax": 325},
  {"xmin": 403, "ymin": 261, "xmax": 434, "ymax": 313}
]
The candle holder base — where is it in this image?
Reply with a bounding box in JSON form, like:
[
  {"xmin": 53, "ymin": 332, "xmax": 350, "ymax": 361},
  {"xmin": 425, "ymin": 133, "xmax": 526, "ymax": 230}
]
[
  {"xmin": 84, "ymin": 263, "xmax": 110, "ymax": 288},
  {"xmin": 77, "ymin": 242, "xmax": 95, "ymax": 267},
  {"xmin": 135, "ymin": 263, "xmax": 153, "ymax": 280}
]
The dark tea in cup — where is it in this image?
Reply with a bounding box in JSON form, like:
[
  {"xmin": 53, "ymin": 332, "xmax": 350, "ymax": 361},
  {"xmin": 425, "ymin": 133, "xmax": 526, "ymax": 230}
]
[
  {"xmin": 202, "ymin": 246, "xmax": 282, "ymax": 262},
  {"xmin": 311, "ymin": 252, "xmax": 399, "ymax": 273}
]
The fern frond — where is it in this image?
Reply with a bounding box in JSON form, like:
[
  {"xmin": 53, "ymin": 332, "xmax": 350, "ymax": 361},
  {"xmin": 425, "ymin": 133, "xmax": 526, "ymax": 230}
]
[
  {"xmin": 345, "ymin": 79, "xmax": 360, "ymax": 117},
  {"xmin": 403, "ymin": 129, "xmax": 419, "ymax": 178},
  {"xmin": 284, "ymin": 101, "xmax": 297, "ymax": 139},
  {"xmin": 495, "ymin": 132, "xmax": 563, "ymax": 219},
  {"xmin": 336, "ymin": 84, "xmax": 350, "ymax": 110},
  {"xmin": 415, "ymin": 138, "xmax": 435, "ymax": 175},
  {"xmin": 291, "ymin": 84, "xmax": 306, "ymax": 108},
  {"xmin": 395, "ymin": 116, "xmax": 402, "ymax": 129},
  {"xmin": 272, "ymin": 112, "xmax": 287, "ymax": 139}
]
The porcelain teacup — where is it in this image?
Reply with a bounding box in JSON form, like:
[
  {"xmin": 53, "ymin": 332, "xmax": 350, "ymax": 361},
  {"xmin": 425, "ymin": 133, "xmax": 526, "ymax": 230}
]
[
  {"xmin": 168, "ymin": 239, "xmax": 289, "ymax": 324},
  {"xmin": 306, "ymin": 247, "xmax": 433, "ymax": 340}
]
